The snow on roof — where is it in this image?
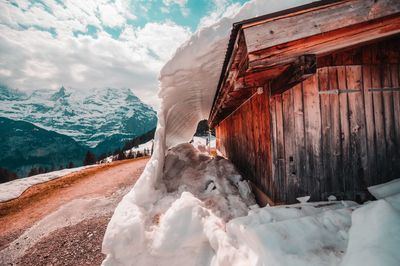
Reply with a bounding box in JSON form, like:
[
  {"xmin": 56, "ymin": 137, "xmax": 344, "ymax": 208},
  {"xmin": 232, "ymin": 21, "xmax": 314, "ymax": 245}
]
[{"xmin": 158, "ymin": 0, "xmax": 317, "ymax": 148}]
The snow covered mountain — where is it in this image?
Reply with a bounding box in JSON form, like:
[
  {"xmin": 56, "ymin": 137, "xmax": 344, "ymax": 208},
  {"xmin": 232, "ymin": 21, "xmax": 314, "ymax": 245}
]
[{"xmin": 0, "ymin": 85, "xmax": 157, "ymax": 153}]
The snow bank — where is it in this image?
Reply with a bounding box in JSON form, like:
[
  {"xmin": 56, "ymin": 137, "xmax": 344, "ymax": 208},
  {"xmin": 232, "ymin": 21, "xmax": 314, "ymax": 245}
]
[
  {"xmin": 102, "ymin": 0, "xmax": 397, "ymax": 265},
  {"xmin": 102, "ymin": 144, "xmax": 256, "ymax": 265},
  {"xmin": 341, "ymin": 201, "xmax": 400, "ymax": 266},
  {"xmin": 103, "ymin": 141, "xmax": 400, "ymax": 266},
  {"xmin": 368, "ymin": 178, "xmax": 400, "ymax": 199},
  {"xmin": 0, "ymin": 165, "xmax": 95, "ymax": 202}
]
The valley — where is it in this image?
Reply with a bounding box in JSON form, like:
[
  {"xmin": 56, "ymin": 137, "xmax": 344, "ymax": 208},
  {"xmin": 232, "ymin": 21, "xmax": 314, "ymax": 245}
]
[{"xmin": 0, "ymin": 86, "xmax": 157, "ymax": 177}]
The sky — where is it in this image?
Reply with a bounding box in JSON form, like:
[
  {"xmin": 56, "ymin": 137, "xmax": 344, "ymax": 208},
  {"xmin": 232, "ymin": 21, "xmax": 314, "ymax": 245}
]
[{"xmin": 0, "ymin": 0, "xmax": 249, "ymax": 109}]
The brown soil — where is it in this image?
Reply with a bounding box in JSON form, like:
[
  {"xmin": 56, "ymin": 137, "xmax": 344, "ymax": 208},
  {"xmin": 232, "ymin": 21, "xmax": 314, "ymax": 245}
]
[
  {"xmin": 0, "ymin": 157, "xmax": 149, "ymax": 251},
  {"xmin": 17, "ymin": 216, "xmax": 110, "ymax": 266}
]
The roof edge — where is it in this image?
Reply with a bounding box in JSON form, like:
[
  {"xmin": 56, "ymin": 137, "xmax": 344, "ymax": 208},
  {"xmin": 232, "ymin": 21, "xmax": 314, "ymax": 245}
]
[{"xmin": 208, "ymin": 0, "xmax": 344, "ymax": 125}]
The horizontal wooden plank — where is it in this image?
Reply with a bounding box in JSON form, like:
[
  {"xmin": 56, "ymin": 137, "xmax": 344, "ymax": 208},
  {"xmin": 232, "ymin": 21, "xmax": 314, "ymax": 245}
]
[
  {"xmin": 248, "ymin": 15, "xmax": 400, "ymax": 71},
  {"xmin": 244, "ymin": 0, "xmax": 400, "ymax": 53}
]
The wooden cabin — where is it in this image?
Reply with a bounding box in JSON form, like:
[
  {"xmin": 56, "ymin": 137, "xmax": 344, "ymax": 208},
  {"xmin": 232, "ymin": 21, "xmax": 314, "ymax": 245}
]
[{"xmin": 208, "ymin": 0, "xmax": 400, "ymax": 205}]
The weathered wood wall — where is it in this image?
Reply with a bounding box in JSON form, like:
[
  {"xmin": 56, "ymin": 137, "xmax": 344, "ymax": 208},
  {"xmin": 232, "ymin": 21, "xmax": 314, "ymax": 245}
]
[
  {"xmin": 216, "ymin": 89, "xmax": 273, "ymax": 201},
  {"xmin": 216, "ymin": 36, "xmax": 400, "ymax": 204}
]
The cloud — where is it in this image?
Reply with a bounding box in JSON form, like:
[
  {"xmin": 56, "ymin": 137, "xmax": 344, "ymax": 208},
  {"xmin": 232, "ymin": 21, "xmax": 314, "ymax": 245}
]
[
  {"xmin": 0, "ymin": 0, "xmax": 191, "ymax": 109},
  {"xmin": 162, "ymin": 0, "xmax": 189, "ymax": 17},
  {"xmin": 98, "ymin": 3, "xmax": 127, "ymax": 28},
  {"xmin": 198, "ymin": 1, "xmax": 243, "ymax": 29}
]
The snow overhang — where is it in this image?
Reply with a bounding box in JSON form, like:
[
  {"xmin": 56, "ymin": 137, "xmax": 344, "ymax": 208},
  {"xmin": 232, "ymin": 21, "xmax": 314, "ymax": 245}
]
[{"xmin": 208, "ymin": 0, "xmax": 400, "ymax": 128}]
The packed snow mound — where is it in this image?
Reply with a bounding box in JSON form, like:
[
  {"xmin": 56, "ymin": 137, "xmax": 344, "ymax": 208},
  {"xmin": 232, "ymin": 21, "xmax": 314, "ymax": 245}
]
[
  {"xmin": 102, "ymin": 144, "xmax": 257, "ymax": 265},
  {"xmin": 341, "ymin": 199, "xmax": 400, "ymax": 266},
  {"xmin": 102, "ymin": 145, "xmax": 400, "ymax": 265},
  {"xmin": 368, "ymin": 178, "xmax": 400, "ymax": 199}
]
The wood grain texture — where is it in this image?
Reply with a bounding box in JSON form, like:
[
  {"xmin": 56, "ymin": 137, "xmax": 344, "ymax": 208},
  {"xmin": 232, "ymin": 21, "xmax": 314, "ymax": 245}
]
[
  {"xmin": 244, "ymin": 0, "xmax": 400, "ymax": 53},
  {"xmin": 215, "ymin": 36, "xmax": 400, "ymax": 204}
]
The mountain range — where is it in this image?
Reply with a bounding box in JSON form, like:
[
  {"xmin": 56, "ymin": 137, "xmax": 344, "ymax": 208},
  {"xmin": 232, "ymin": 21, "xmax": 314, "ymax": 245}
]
[
  {"xmin": 0, "ymin": 85, "xmax": 157, "ymax": 177},
  {"xmin": 0, "ymin": 85, "xmax": 157, "ymax": 154}
]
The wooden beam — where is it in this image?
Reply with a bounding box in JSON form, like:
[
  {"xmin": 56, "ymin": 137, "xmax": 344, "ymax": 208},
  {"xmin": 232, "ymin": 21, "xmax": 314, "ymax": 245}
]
[
  {"xmin": 248, "ymin": 14, "xmax": 400, "ymax": 71},
  {"xmin": 271, "ymin": 55, "xmax": 316, "ymax": 95},
  {"xmin": 244, "ymin": 0, "xmax": 400, "ymax": 53}
]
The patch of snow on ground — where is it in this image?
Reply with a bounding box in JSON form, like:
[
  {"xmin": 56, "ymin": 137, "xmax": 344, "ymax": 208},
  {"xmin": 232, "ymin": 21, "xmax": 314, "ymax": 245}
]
[
  {"xmin": 100, "ymin": 140, "xmax": 154, "ymax": 163},
  {"xmin": 0, "ymin": 165, "xmax": 96, "ymax": 202}
]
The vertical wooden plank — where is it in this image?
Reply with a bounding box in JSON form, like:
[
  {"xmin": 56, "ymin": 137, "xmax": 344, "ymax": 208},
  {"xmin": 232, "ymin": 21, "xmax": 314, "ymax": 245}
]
[
  {"xmin": 390, "ymin": 64, "xmax": 400, "ymax": 175},
  {"xmin": 371, "ymin": 65, "xmax": 387, "ymax": 183},
  {"xmin": 337, "ymin": 66, "xmax": 351, "ymax": 197},
  {"xmin": 346, "ymin": 65, "xmax": 368, "ymax": 201},
  {"xmin": 362, "ymin": 65, "xmax": 377, "ymax": 186},
  {"xmin": 270, "ymin": 94, "xmax": 278, "ymax": 202},
  {"xmin": 251, "ymin": 95, "xmax": 260, "ymax": 187},
  {"xmin": 257, "ymin": 91, "xmax": 266, "ymax": 192},
  {"xmin": 282, "ymin": 89, "xmax": 297, "ymax": 203},
  {"xmin": 318, "ymin": 67, "xmax": 331, "ymax": 200},
  {"xmin": 263, "ymin": 84, "xmax": 273, "ymax": 194},
  {"xmin": 382, "ymin": 64, "xmax": 396, "ymax": 180},
  {"xmin": 275, "ymin": 94, "xmax": 286, "ymax": 203},
  {"xmin": 293, "ymin": 83, "xmax": 307, "ymax": 197},
  {"xmin": 302, "ymin": 74, "xmax": 322, "ymax": 200},
  {"xmin": 327, "ymin": 67, "xmax": 342, "ymax": 198}
]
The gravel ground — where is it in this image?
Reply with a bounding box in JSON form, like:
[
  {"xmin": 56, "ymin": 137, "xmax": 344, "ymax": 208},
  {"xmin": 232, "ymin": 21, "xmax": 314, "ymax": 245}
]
[
  {"xmin": 0, "ymin": 158, "xmax": 149, "ymax": 266},
  {"xmin": 16, "ymin": 216, "xmax": 110, "ymax": 266}
]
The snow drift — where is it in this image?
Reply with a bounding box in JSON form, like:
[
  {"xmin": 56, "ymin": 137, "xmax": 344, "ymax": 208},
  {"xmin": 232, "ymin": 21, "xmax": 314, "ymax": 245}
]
[
  {"xmin": 0, "ymin": 165, "xmax": 95, "ymax": 202},
  {"xmin": 102, "ymin": 0, "xmax": 400, "ymax": 265}
]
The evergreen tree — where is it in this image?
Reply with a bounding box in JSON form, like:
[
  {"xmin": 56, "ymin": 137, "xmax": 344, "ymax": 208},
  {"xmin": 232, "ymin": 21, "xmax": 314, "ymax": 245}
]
[
  {"xmin": 67, "ymin": 162, "xmax": 74, "ymax": 168},
  {"xmin": 117, "ymin": 150, "xmax": 126, "ymax": 161},
  {"xmin": 28, "ymin": 167, "xmax": 39, "ymax": 177},
  {"xmin": 83, "ymin": 151, "xmax": 97, "ymax": 165},
  {"xmin": 0, "ymin": 167, "xmax": 18, "ymax": 184},
  {"xmin": 38, "ymin": 167, "xmax": 45, "ymax": 174},
  {"xmin": 98, "ymin": 153, "xmax": 108, "ymax": 161}
]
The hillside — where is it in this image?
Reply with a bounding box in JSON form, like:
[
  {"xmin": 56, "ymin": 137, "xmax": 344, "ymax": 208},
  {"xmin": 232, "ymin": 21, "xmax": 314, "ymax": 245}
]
[
  {"xmin": 0, "ymin": 85, "xmax": 157, "ymax": 153},
  {"xmin": 0, "ymin": 117, "xmax": 88, "ymax": 177}
]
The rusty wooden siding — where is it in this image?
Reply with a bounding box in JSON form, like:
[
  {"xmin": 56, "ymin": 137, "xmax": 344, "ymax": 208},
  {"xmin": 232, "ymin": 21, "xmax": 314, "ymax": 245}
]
[{"xmin": 216, "ymin": 37, "xmax": 400, "ymax": 204}]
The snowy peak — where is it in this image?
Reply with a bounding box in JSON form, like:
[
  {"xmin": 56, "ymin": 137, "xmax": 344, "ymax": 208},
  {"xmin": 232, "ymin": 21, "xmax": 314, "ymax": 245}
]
[
  {"xmin": 0, "ymin": 85, "xmax": 26, "ymax": 101},
  {"xmin": 50, "ymin": 86, "xmax": 69, "ymax": 101},
  {"xmin": 0, "ymin": 87, "xmax": 157, "ymax": 149}
]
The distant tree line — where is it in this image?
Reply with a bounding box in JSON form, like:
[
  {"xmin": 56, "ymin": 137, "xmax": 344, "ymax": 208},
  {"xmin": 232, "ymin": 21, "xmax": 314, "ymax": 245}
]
[
  {"xmin": 122, "ymin": 128, "xmax": 155, "ymax": 151},
  {"xmin": 8, "ymin": 129, "xmax": 158, "ymax": 182},
  {"xmin": 0, "ymin": 167, "xmax": 18, "ymax": 184},
  {"xmin": 27, "ymin": 161, "xmax": 76, "ymax": 177}
]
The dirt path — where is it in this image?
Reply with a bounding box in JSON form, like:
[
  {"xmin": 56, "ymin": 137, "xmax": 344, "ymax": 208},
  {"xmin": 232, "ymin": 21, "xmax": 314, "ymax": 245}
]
[{"xmin": 0, "ymin": 157, "xmax": 149, "ymax": 265}]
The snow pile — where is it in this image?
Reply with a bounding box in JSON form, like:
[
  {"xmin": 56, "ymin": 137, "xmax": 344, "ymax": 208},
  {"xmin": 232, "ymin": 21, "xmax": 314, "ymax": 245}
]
[
  {"xmin": 103, "ymin": 174, "xmax": 400, "ymax": 266},
  {"xmin": 102, "ymin": 144, "xmax": 256, "ymax": 265},
  {"xmin": 0, "ymin": 165, "xmax": 96, "ymax": 202},
  {"xmin": 368, "ymin": 178, "xmax": 400, "ymax": 199},
  {"xmin": 102, "ymin": 0, "xmax": 400, "ymax": 264},
  {"xmin": 341, "ymin": 180, "xmax": 400, "ymax": 266}
]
